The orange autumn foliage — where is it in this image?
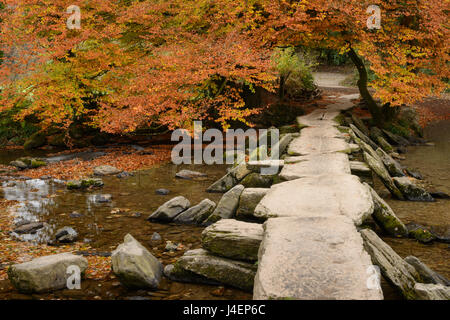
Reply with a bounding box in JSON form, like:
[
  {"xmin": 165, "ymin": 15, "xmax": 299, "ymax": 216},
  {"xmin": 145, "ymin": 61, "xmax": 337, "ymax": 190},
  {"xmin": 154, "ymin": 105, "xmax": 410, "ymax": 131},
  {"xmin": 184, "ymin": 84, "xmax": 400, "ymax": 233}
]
[{"xmin": 0, "ymin": 0, "xmax": 448, "ymax": 134}]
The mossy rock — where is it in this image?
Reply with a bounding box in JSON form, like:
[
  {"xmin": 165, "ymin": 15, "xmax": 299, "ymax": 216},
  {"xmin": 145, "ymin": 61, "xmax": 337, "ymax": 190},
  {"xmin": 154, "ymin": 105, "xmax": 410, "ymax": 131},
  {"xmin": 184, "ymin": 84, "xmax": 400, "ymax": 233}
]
[
  {"xmin": 240, "ymin": 173, "xmax": 274, "ymax": 188},
  {"xmin": 67, "ymin": 178, "xmax": 104, "ymax": 190},
  {"xmin": 23, "ymin": 132, "xmax": 46, "ymax": 150},
  {"xmin": 278, "ymin": 125, "xmax": 298, "ymax": 135},
  {"xmin": 408, "ymin": 227, "xmax": 436, "ymax": 244},
  {"xmin": 48, "ymin": 134, "xmax": 67, "ymax": 147}
]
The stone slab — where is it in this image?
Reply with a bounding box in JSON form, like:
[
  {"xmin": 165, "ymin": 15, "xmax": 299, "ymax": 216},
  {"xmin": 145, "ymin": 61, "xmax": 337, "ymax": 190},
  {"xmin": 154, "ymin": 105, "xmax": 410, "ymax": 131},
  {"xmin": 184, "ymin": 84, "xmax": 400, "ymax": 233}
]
[
  {"xmin": 253, "ymin": 217, "xmax": 383, "ymax": 300},
  {"xmin": 254, "ymin": 174, "xmax": 374, "ymax": 225}
]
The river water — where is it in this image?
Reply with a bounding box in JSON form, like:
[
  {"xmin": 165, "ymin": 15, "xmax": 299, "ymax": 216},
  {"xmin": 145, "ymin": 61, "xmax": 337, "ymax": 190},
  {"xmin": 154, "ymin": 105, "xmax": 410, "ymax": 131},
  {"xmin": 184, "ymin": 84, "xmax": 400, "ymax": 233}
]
[
  {"xmin": 0, "ymin": 121, "xmax": 448, "ymax": 300},
  {"xmin": 377, "ymin": 120, "xmax": 450, "ymax": 299}
]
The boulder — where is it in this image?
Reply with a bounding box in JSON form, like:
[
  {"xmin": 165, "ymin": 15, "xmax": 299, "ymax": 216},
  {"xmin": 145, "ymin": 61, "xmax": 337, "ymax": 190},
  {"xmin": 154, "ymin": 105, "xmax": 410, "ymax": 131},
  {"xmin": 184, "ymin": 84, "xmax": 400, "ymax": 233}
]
[
  {"xmin": 172, "ymin": 249, "xmax": 256, "ymax": 292},
  {"xmin": 351, "ymin": 114, "xmax": 370, "ymax": 136},
  {"xmin": 240, "ymin": 173, "xmax": 273, "ymax": 188},
  {"xmin": 406, "ymin": 169, "xmax": 423, "ymax": 180},
  {"xmin": 173, "ymin": 199, "xmax": 216, "ymax": 225},
  {"xmin": 93, "ymin": 165, "xmax": 121, "ymax": 176},
  {"xmin": 9, "ymin": 160, "xmax": 28, "ymax": 170},
  {"xmin": 360, "ymin": 229, "xmax": 420, "ymax": 299},
  {"xmin": 405, "ymin": 256, "xmax": 450, "ymax": 286},
  {"xmin": 163, "ymin": 264, "xmax": 220, "ymax": 286},
  {"xmin": 382, "ymin": 129, "xmax": 410, "ymax": 146},
  {"xmin": 155, "ymin": 188, "xmax": 170, "ymax": 195},
  {"xmin": 363, "ymin": 152, "xmax": 404, "ymax": 200},
  {"xmin": 406, "ymin": 223, "xmax": 436, "ymax": 244},
  {"xmin": 271, "ymin": 133, "xmax": 294, "ymax": 156},
  {"xmin": 393, "ymin": 177, "xmax": 434, "ymax": 202},
  {"xmin": 376, "ymin": 148, "xmax": 405, "ymax": 177},
  {"xmin": 147, "ymin": 196, "xmax": 190, "ymax": 222},
  {"xmin": 54, "ymin": 227, "xmax": 78, "ymax": 243},
  {"xmin": 232, "ymin": 162, "xmax": 252, "ymax": 181},
  {"xmin": 202, "ymin": 220, "xmax": 263, "ymax": 261},
  {"xmin": 175, "ymin": 169, "xmax": 207, "ymax": 180},
  {"xmin": 203, "ymin": 185, "xmax": 244, "ymax": 225},
  {"xmin": 90, "ymin": 194, "xmax": 112, "ymax": 203},
  {"xmin": 236, "ymin": 188, "xmax": 269, "ymax": 220},
  {"xmin": 414, "ymin": 283, "xmax": 450, "ymax": 300},
  {"xmin": 350, "ymin": 124, "xmax": 378, "ymax": 150},
  {"xmin": 206, "ymin": 172, "xmax": 238, "ymax": 193},
  {"xmin": 111, "ymin": 234, "xmax": 163, "ymax": 289},
  {"xmin": 254, "ymin": 217, "xmax": 383, "ymax": 300},
  {"xmin": 364, "ymin": 183, "xmax": 408, "ymax": 237},
  {"xmin": 8, "ymin": 253, "xmax": 88, "ymax": 293}
]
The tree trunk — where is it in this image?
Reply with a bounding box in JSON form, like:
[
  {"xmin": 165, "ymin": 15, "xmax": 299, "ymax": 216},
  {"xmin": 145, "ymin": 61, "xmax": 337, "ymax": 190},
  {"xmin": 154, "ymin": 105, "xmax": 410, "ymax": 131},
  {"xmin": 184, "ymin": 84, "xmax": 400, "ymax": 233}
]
[{"xmin": 347, "ymin": 47, "xmax": 383, "ymax": 125}]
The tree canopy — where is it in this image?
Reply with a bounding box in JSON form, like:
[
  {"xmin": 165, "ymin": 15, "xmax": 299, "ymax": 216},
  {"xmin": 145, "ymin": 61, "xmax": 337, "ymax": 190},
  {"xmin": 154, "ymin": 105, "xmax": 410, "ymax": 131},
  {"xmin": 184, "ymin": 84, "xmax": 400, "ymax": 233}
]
[{"xmin": 0, "ymin": 0, "xmax": 448, "ymax": 133}]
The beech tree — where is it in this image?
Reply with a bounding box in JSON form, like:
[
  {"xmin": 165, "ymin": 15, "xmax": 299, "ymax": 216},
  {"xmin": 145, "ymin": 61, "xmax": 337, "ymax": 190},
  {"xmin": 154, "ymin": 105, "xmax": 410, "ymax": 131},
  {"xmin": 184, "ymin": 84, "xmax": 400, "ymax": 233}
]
[
  {"xmin": 0, "ymin": 0, "xmax": 448, "ymax": 134},
  {"xmin": 236, "ymin": 0, "xmax": 449, "ymax": 124}
]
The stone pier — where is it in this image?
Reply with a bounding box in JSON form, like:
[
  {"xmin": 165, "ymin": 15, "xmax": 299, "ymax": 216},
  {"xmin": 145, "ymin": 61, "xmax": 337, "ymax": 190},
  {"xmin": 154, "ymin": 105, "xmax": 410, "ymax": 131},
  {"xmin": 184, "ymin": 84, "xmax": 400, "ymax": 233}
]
[{"xmin": 253, "ymin": 95, "xmax": 384, "ymax": 300}]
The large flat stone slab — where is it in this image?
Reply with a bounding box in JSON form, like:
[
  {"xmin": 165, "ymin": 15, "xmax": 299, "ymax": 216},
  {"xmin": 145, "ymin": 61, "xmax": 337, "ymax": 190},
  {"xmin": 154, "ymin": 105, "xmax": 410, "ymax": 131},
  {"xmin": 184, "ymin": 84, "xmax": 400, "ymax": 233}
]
[
  {"xmin": 280, "ymin": 153, "xmax": 350, "ymax": 180},
  {"xmin": 253, "ymin": 217, "xmax": 383, "ymax": 300},
  {"xmin": 254, "ymin": 174, "xmax": 374, "ymax": 225},
  {"xmin": 288, "ymin": 135, "xmax": 350, "ymax": 156}
]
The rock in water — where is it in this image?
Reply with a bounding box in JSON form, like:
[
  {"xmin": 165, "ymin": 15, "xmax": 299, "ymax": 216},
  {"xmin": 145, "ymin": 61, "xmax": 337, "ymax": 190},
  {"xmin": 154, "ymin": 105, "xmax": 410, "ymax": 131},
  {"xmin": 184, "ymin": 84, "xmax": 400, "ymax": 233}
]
[
  {"xmin": 393, "ymin": 177, "xmax": 434, "ymax": 202},
  {"xmin": 363, "ymin": 152, "xmax": 404, "ymax": 200},
  {"xmin": 202, "ymin": 220, "xmax": 263, "ymax": 261},
  {"xmin": 203, "ymin": 185, "xmax": 244, "ymax": 226},
  {"xmin": 54, "ymin": 227, "xmax": 78, "ymax": 243},
  {"xmin": 376, "ymin": 148, "xmax": 405, "ymax": 177},
  {"xmin": 254, "ymin": 217, "xmax": 383, "ymax": 300},
  {"xmin": 7, "ymin": 253, "xmax": 88, "ymax": 293},
  {"xmin": 175, "ymin": 170, "xmax": 207, "ymax": 180},
  {"xmin": 13, "ymin": 222, "xmax": 44, "ymax": 235},
  {"xmin": 93, "ymin": 165, "xmax": 122, "ymax": 176},
  {"xmin": 206, "ymin": 172, "xmax": 238, "ymax": 193},
  {"xmin": 171, "ymin": 249, "xmax": 256, "ymax": 292},
  {"xmin": 147, "ymin": 196, "xmax": 190, "ymax": 222},
  {"xmin": 111, "ymin": 234, "xmax": 163, "ymax": 289},
  {"xmin": 406, "ymin": 223, "xmax": 436, "ymax": 244},
  {"xmin": 414, "ymin": 283, "xmax": 450, "ymax": 300},
  {"xmin": 360, "ymin": 229, "xmax": 420, "ymax": 300},
  {"xmin": 236, "ymin": 188, "xmax": 269, "ymax": 220},
  {"xmin": 405, "ymin": 256, "xmax": 450, "ymax": 286},
  {"xmin": 364, "ymin": 183, "xmax": 408, "ymax": 237},
  {"xmin": 155, "ymin": 188, "xmax": 170, "ymax": 195},
  {"xmin": 173, "ymin": 199, "xmax": 216, "ymax": 225}
]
